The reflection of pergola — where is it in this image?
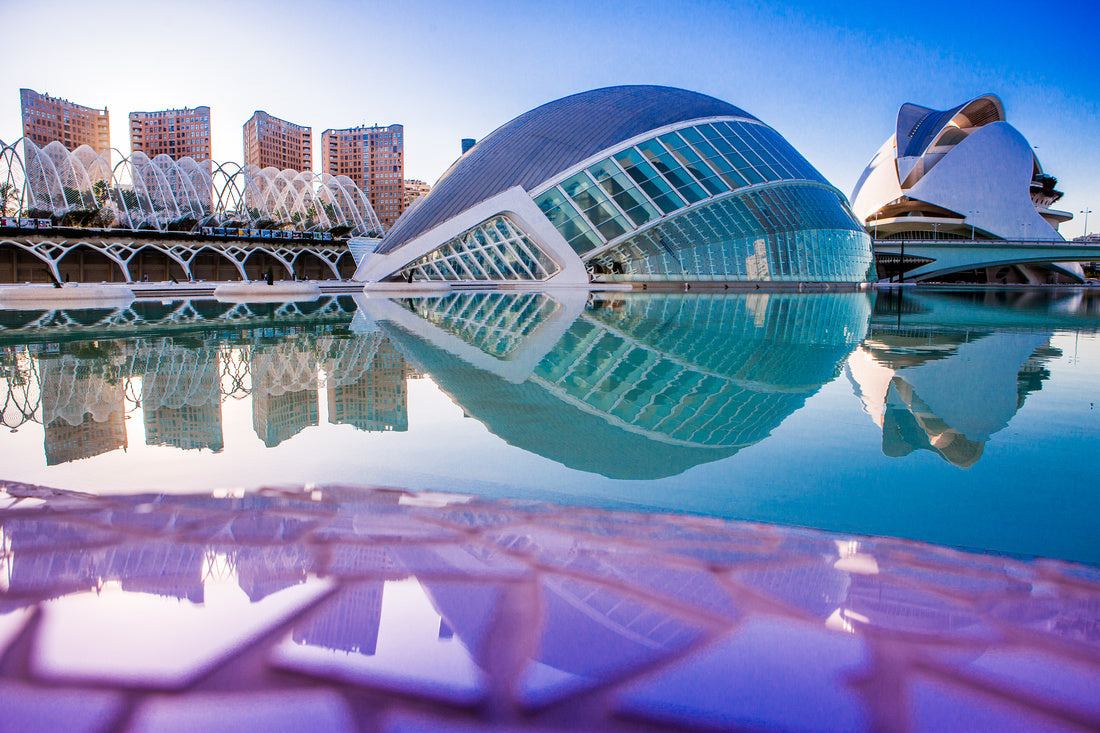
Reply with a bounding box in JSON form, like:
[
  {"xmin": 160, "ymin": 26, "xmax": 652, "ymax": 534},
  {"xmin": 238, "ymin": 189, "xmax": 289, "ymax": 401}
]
[
  {"xmin": 0, "ymin": 302, "xmax": 387, "ymax": 433},
  {"xmin": 0, "ymin": 137, "xmax": 382, "ymax": 237}
]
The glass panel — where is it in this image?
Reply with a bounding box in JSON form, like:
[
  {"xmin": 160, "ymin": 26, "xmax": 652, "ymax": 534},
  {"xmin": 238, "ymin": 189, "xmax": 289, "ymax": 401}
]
[
  {"xmin": 636, "ymin": 140, "xmax": 708, "ymax": 204},
  {"xmin": 700, "ymin": 124, "xmax": 764, "ymax": 185},
  {"xmin": 614, "ymin": 149, "xmax": 686, "ymax": 214},
  {"xmin": 661, "ymin": 132, "xmax": 728, "ymax": 197},
  {"xmin": 535, "ymin": 188, "xmax": 568, "ymax": 214},
  {"xmin": 681, "ymin": 129, "xmax": 749, "ymax": 189},
  {"xmin": 561, "ymin": 171, "xmax": 632, "ymax": 241},
  {"xmin": 720, "ymin": 123, "xmax": 775, "ymax": 181},
  {"xmin": 588, "ymin": 160, "xmax": 660, "ymax": 227},
  {"xmin": 567, "ymin": 229, "xmax": 602, "ymax": 256}
]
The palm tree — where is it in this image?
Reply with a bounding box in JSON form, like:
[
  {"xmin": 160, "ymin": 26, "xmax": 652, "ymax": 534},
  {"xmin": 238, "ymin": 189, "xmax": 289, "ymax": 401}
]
[{"xmin": 0, "ymin": 181, "xmax": 19, "ymax": 217}]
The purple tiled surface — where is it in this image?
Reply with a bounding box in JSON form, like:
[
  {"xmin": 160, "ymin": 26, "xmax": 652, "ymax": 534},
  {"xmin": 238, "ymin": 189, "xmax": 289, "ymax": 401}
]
[{"xmin": 1, "ymin": 481, "xmax": 1098, "ymax": 732}]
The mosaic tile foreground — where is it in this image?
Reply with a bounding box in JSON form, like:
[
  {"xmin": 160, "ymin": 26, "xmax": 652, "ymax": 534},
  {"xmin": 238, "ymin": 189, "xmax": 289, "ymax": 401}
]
[{"xmin": 1, "ymin": 481, "xmax": 1098, "ymax": 732}]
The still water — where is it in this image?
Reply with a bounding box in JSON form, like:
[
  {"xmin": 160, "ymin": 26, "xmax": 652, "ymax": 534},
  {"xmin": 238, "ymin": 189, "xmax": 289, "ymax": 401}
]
[{"xmin": 2, "ymin": 289, "xmax": 1098, "ymax": 564}]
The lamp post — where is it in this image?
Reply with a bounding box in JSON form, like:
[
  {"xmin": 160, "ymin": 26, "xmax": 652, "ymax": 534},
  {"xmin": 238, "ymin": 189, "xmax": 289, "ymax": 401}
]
[
  {"xmin": 967, "ymin": 210, "xmax": 980, "ymax": 240},
  {"xmin": 1082, "ymin": 209, "xmax": 1093, "ymax": 238}
]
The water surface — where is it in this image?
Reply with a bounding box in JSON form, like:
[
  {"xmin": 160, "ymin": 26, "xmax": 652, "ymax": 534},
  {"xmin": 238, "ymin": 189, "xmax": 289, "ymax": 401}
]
[{"xmin": 2, "ymin": 288, "xmax": 1097, "ymax": 564}]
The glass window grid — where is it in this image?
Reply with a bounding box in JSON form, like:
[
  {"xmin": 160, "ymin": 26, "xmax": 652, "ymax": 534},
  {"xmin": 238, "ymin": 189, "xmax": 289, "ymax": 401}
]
[
  {"xmin": 561, "ymin": 172, "xmax": 632, "ymax": 241},
  {"xmin": 400, "ymin": 215, "xmax": 560, "ymax": 282},
  {"xmin": 587, "ymin": 160, "xmax": 661, "ymax": 228},
  {"xmin": 717, "ymin": 123, "xmax": 779, "ymax": 182},
  {"xmin": 696, "ymin": 124, "xmax": 764, "ymax": 185},
  {"xmin": 612, "ymin": 148, "xmax": 687, "ymax": 214},
  {"xmin": 657, "ymin": 131, "xmax": 729, "ymax": 197},
  {"xmin": 534, "ymin": 122, "xmax": 847, "ymax": 269},
  {"xmin": 535, "ymin": 190, "xmax": 603, "ymax": 255},
  {"xmin": 634, "ymin": 139, "xmax": 709, "ymax": 204},
  {"xmin": 735, "ymin": 123, "xmax": 793, "ymax": 179},
  {"xmin": 585, "ymin": 185, "xmax": 871, "ymax": 283}
]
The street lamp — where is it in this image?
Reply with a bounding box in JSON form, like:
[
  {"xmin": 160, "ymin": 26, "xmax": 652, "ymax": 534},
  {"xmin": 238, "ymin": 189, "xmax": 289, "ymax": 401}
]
[
  {"xmin": 967, "ymin": 210, "xmax": 980, "ymax": 240},
  {"xmin": 1081, "ymin": 209, "xmax": 1093, "ymax": 238}
]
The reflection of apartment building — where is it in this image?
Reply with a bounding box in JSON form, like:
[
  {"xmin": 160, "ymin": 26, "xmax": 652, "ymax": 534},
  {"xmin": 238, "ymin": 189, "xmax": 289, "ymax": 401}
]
[
  {"xmin": 145, "ymin": 403, "xmax": 224, "ymax": 452},
  {"xmin": 43, "ymin": 412, "xmax": 127, "ymax": 466},
  {"xmin": 129, "ymin": 106, "xmax": 211, "ymax": 161},
  {"xmin": 252, "ymin": 389, "xmax": 318, "ymax": 447},
  {"xmin": 38, "ymin": 351, "xmax": 128, "ymax": 465},
  {"xmin": 322, "ymin": 123, "xmax": 404, "ymax": 228},
  {"xmin": 327, "ymin": 340, "xmax": 408, "ymax": 432},
  {"xmin": 139, "ymin": 344, "xmax": 223, "ymax": 450},
  {"xmin": 404, "ymin": 179, "xmax": 430, "ymax": 209},
  {"xmin": 236, "ymin": 545, "xmax": 313, "ymax": 602},
  {"xmin": 20, "ymin": 88, "xmax": 110, "ymax": 154},
  {"xmin": 244, "ymin": 111, "xmax": 312, "ymax": 172},
  {"xmin": 292, "ymin": 581, "xmax": 386, "ymax": 655}
]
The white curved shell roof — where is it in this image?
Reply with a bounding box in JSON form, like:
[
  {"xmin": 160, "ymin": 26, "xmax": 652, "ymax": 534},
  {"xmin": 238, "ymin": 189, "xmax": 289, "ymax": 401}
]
[{"xmin": 850, "ymin": 94, "xmax": 1060, "ymax": 241}]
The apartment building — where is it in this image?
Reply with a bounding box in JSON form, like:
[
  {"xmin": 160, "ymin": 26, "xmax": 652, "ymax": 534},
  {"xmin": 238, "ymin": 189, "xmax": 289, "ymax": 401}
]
[
  {"xmin": 129, "ymin": 106, "xmax": 211, "ymax": 161},
  {"xmin": 244, "ymin": 111, "xmax": 312, "ymax": 172},
  {"xmin": 20, "ymin": 88, "xmax": 110, "ymax": 154},
  {"xmin": 321, "ymin": 124, "xmax": 404, "ymax": 228},
  {"xmin": 404, "ymin": 179, "xmax": 431, "ymax": 210}
]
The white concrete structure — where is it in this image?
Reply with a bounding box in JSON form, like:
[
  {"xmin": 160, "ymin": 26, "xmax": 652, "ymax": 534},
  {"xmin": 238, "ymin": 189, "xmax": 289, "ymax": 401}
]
[{"xmin": 851, "ymin": 94, "xmax": 1080, "ymax": 283}]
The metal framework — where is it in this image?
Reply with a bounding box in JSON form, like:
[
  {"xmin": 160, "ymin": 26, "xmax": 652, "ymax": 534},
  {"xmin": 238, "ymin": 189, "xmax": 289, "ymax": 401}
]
[{"xmin": 0, "ymin": 138, "xmax": 382, "ymax": 236}]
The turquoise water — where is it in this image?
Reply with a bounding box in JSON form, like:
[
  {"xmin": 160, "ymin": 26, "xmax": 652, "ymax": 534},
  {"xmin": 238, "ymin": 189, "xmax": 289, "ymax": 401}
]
[{"xmin": 2, "ymin": 288, "xmax": 1098, "ymax": 564}]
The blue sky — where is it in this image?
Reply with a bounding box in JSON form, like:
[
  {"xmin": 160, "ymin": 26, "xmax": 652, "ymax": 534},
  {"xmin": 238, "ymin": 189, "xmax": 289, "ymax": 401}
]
[{"xmin": 3, "ymin": 0, "xmax": 1098, "ymax": 236}]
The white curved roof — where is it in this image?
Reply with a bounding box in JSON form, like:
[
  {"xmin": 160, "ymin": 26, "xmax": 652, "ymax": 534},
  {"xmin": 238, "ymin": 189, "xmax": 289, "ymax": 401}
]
[{"xmin": 850, "ymin": 94, "xmax": 1062, "ymax": 241}]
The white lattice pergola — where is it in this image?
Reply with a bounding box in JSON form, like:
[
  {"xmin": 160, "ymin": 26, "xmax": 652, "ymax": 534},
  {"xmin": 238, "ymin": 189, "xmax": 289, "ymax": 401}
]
[{"xmin": 0, "ymin": 138, "xmax": 383, "ymax": 237}]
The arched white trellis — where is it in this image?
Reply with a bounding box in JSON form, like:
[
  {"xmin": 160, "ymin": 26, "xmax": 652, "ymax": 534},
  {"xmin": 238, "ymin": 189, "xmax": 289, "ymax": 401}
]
[{"xmin": 0, "ymin": 138, "xmax": 384, "ymax": 237}]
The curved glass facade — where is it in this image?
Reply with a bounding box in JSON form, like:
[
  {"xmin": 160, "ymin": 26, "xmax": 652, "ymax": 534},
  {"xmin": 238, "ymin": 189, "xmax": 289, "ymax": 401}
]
[
  {"xmin": 532, "ymin": 120, "xmax": 829, "ymax": 257},
  {"xmin": 591, "ymin": 185, "xmax": 873, "ymax": 281},
  {"xmin": 531, "ymin": 119, "xmax": 871, "ymax": 282},
  {"xmin": 358, "ymin": 86, "xmax": 874, "ymax": 285}
]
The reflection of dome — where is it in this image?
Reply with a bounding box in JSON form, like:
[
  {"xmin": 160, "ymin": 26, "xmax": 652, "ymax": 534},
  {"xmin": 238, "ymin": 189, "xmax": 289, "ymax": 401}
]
[
  {"xmin": 356, "ymin": 85, "xmax": 873, "ymax": 285},
  {"xmin": 372, "ymin": 291, "xmax": 869, "ymax": 479}
]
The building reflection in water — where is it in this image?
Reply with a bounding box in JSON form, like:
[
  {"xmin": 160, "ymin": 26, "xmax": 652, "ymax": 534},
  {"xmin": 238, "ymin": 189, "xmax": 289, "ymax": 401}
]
[
  {"xmin": 362, "ymin": 290, "xmax": 872, "ymax": 479},
  {"xmin": 3, "ymin": 287, "xmax": 1086, "ymax": 472},
  {"xmin": 847, "ymin": 291, "xmax": 1062, "ymax": 467},
  {"xmin": 0, "ymin": 298, "xmax": 409, "ymax": 464},
  {"xmin": 3, "ymin": 483, "xmax": 1092, "ymax": 713},
  {"xmin": 38, "ymin": 344, "xmax": 129, "ymax": 465},
  {"xmin": 141, "ymin": 341, "xmax": 224, "ymax": 452}
]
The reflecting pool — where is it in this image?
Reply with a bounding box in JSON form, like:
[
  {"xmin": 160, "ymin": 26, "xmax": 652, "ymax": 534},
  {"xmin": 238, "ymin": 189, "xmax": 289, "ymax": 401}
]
[{"xmin": 2, "ymin": 288, "xmax": 1098, "ymax": 564}]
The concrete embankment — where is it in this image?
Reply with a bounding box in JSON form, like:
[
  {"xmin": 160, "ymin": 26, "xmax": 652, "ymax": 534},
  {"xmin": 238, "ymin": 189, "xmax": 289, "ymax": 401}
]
[{"xmin": 0, "ymin": 284, "xmax": 134, "ymax": 310}]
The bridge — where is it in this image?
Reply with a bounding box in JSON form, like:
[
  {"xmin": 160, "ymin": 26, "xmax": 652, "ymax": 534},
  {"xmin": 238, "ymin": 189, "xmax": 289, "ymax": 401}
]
[
  {"xmin": 872, "ymin": 239, "xmax": 1100, "ymax": 283},
  {"xmin": 0, "ymin": 229, "xmax": 360, "ymax": 285}
]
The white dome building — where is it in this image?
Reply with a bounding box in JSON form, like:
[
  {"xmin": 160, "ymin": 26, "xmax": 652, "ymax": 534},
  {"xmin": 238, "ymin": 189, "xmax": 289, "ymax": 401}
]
[{"xmin": 850, "ymin": 94, "xmax": 1079, "ymax": 283}]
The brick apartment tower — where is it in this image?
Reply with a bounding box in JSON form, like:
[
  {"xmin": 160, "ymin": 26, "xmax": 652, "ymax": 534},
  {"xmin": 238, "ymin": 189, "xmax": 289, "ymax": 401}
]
[
  {"xmin": 321, "ymin": 124, "xmax": 404, "ymax": 229},
  {"xmin": 129, "ymin": 106, "xmax": 211, "ymax": 161},
  {"xmin": 404, "ymin": 179, "xmax": 431, "ymax": 210},
  {"xmin": 20, "ymin": 89, "xmax": 110, "ymax": 154},
  {"xmin": 244, "ymin": 111, "xmax": 312, "ymax": 172}
]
